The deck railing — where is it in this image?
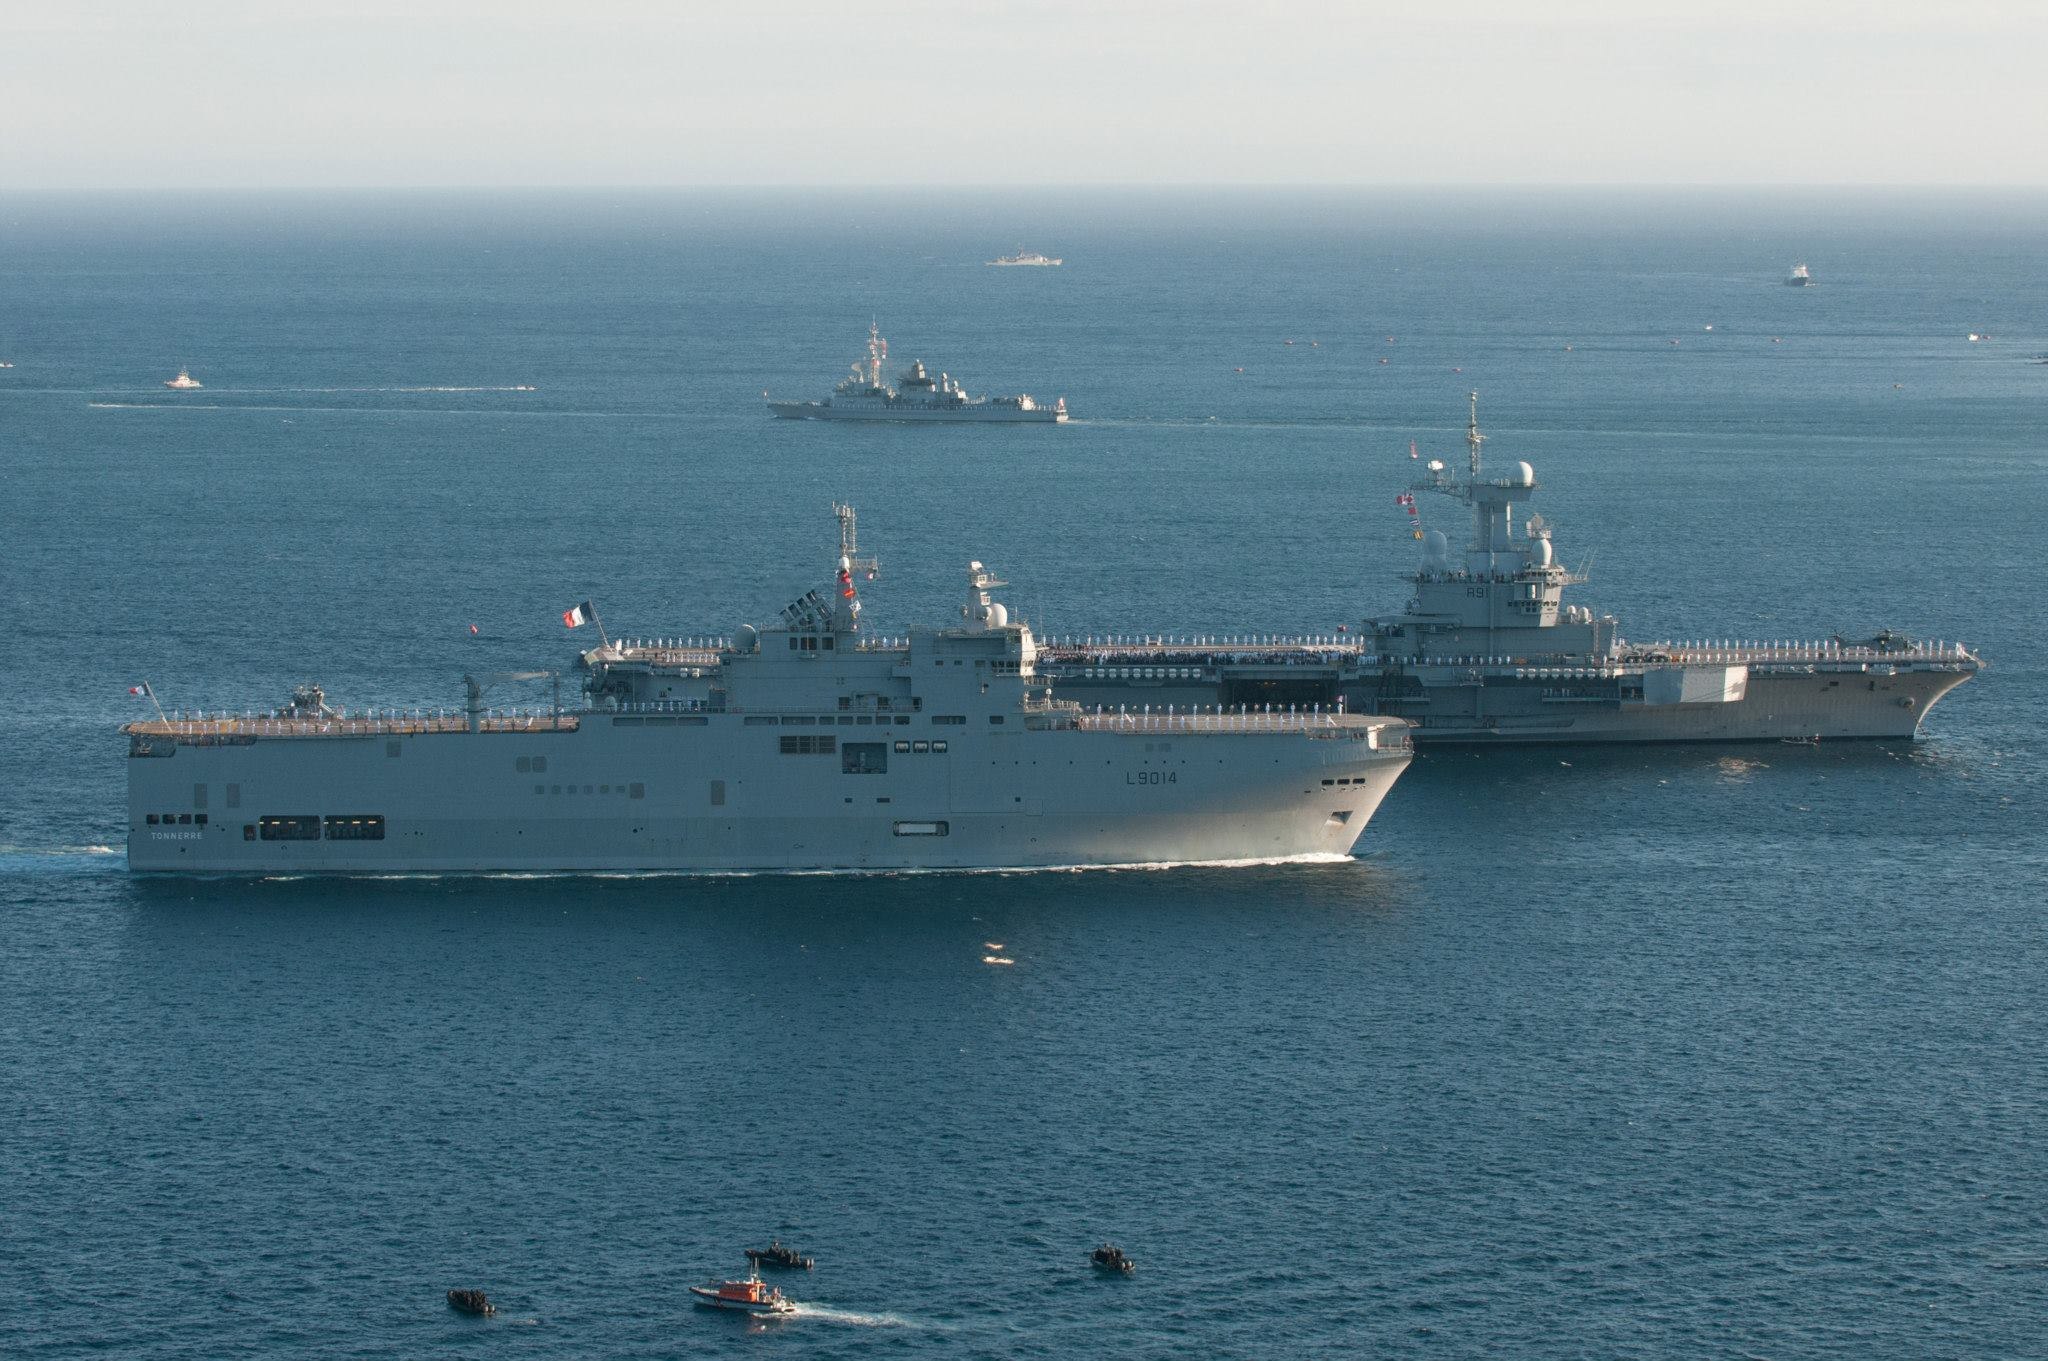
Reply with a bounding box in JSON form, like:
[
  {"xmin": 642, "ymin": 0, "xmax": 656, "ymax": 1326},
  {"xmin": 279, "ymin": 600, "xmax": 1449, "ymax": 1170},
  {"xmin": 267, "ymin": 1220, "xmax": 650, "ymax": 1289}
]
[{"xmin": 125, "ymin": 712, "xmax": 579, "ymax": 740}]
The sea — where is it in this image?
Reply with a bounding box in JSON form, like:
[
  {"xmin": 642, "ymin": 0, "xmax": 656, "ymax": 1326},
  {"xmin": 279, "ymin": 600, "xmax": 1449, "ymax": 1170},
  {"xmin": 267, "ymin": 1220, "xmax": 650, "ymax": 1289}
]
[{"xmin": 1, "ymin": 189, "xmax": 2043, "ymax": 1358}]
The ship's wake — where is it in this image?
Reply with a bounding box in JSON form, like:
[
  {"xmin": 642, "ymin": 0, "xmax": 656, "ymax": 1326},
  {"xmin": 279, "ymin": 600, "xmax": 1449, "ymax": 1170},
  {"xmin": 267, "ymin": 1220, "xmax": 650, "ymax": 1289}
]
[
  {"xmin": 784, "ymin": 1303, "xmax": 918, "ymax": 1327},
  {"xmin": 0, "ymin": 843, "xmax": 118, "ymax": 857}
]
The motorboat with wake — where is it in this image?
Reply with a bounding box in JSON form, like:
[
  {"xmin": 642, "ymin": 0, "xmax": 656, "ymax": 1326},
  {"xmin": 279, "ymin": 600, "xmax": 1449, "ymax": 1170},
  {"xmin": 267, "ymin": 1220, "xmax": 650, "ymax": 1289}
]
[{"xmin": 690, "ymin": 1272, "xmax": 795, "ymax": 1315}]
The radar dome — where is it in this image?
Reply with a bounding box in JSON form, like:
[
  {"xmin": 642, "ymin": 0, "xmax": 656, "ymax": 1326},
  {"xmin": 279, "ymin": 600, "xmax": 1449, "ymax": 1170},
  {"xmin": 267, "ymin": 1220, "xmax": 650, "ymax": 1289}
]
[
  {"xmin": 736, "ymin": 623, "xmax": 759, "ymax": 653},
  {"xmin": 1421, "ymin": 529, "xmax": 1450, "ymax": 569},
  {"xmin": 989, "ymin": 603, "xmax": 1009, "ymax": 628},
  {"xmin": 1530, "ymin": 537, "xmax": 1554, "ymax": 568},
  {"xmin": 1514, "ymin": 461, "xmax": 1535, "ymax": 487}
]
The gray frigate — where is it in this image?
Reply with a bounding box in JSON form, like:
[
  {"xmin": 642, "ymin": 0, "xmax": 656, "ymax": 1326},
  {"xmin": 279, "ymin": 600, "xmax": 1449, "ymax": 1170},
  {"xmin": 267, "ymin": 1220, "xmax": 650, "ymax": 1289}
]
[
  {"xmin": 1040, "ymin": 396, "xmax": 1982, "ymax": 743},
  {"xmin": 125, "ymin": 507, "xmax": 1408, "ymax": 873},
  {"xmin": 767, "ymin": 325, "xmax": 1067, "ymax": 423}
]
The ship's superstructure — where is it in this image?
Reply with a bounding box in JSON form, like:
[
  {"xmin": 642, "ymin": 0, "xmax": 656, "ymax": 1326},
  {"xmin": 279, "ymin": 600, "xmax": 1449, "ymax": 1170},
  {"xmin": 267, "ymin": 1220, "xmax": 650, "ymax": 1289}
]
[
  {"xmin": 767, "ymin": 325, "xmax": 1067, "ymax": 423},
  {"xmin": 125, "ymin": 507, "xmax": 1408, "ymax": 873},
  {"xmin": 1786, "ymin": 263, "xmax": 1813, "ymax": 286},
  {"xmin": 1039, "ymin": 396, "xmax": 1981, "ymax": 744},
  {"xmin": 987, "ymin": 251, "xmax": 1062, "ymax": 267}
]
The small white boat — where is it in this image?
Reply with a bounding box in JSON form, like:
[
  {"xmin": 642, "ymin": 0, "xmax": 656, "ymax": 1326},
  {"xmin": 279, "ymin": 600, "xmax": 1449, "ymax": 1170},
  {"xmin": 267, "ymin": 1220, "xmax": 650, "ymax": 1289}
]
[
  {"xmin": 164, "ymin": 367, "xmax": 203, "ymax": 390},
  {"xmin": 689, "ymin": 1272, "xmax": 795, "ymax": 1315}
]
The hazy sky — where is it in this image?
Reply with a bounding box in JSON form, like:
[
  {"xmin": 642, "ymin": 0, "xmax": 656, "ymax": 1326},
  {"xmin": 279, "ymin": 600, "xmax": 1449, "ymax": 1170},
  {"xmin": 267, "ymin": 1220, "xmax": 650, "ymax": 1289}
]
[{"xmin": 2, "ymin": 1, "xmax": 2040, "ymax": 189}]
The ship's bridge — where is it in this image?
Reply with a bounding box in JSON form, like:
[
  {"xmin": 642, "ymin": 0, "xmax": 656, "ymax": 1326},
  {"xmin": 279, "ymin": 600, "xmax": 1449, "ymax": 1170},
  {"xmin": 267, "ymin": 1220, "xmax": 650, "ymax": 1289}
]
[
  {"xmin": 1375, "ymin": 394, "xmax": 1614, "ymax": 662},
  {"xmin": 580, "ymin": 512, "xmax": 1048, "ymax": 720}
]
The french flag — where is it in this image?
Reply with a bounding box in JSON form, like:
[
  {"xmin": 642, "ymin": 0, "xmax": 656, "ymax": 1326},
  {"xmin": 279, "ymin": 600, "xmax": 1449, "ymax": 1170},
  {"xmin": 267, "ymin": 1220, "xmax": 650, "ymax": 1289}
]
[
  {"xmin": 563, "ymin": 601, "xmax": 595, "ymax": 629},
  {"xmin": 128, "ymin": 684, "xmax": 149, "ymax": 697}
]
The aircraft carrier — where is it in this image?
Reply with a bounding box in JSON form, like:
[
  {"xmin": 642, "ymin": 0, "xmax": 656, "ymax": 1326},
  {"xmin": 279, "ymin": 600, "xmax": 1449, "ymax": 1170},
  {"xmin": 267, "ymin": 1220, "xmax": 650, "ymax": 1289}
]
[
  {"xmin": 125, "ymin": 508, "xmax": 1409, "ymax": 874},
  {"xmin": 767, "ymin": 325, "xmax": 1067, "ymax": 423},
  {"xmin": 1039, "ymin": 397, "xmax": 1982, "ymax": 744}
]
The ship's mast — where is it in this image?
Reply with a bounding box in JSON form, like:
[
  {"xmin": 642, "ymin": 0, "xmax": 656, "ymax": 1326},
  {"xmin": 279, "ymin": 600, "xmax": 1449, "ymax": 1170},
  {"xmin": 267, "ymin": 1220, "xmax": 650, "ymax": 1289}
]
[
  {"xmin": 1466, "ymin": 390, "xmax": 1485, "ymax": 481},
  {"xmin": 867, "ymin": 323, "xmax": 887, "ymax": 387},
  {"xmin": 834, "ymin": 501, "xmax": 879, "ymax": 580}
]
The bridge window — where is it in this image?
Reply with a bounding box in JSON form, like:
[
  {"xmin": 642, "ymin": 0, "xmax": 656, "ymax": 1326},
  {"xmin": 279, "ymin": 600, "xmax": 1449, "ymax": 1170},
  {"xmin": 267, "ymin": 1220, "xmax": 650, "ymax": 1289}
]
[
  {"xmin": 259, "ymin": 815, "xmax": 321, "ymax": 841},
  {"xmin": 933, "ymin": 715, "xmax": 966, "ymax": 725},
  {"xmin": 779, "ymin": 735, "xmax": 837, "ymax": 755}
]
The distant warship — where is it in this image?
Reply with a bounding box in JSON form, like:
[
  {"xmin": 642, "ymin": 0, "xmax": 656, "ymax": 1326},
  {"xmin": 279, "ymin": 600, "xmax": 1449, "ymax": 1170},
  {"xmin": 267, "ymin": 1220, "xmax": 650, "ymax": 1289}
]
[
  {"xmin": 1786, "ymin": 263, "xmax": 1813, "ymax": 286},
  {"xmin": 1040, "ymin": 396, "xmax": 1981, "ymax": 744},
  {"xmin": 768, "ymin": 325, "xmax": 1067, "ymax": 423},
  {"xmin": 125, "ymin": 507, "xmax": 1408, "ymax": 872},
  {"xmin": 987, "ymin": 251, "xmax": 1062, "ymax": 267}
]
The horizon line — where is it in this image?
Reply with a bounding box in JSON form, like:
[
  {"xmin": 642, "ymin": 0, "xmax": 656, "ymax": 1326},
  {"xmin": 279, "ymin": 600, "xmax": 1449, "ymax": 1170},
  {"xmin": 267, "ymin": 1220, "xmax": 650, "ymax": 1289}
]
[{"xmin": 5, "ymin": 181, "xmax": 2048, "ymax": 195}]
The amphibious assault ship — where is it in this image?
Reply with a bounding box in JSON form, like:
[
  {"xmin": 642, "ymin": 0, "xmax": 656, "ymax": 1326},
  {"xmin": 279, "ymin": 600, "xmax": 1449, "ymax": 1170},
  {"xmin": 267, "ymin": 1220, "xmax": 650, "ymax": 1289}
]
[
  {"xmin": 767, "ymin": 325, "xmax": 1067, "ymax": 423},
  {"xmin": 1040, "ymin": 397, "xmax": 1981, "ymax": 744},
  {"xmin": 125, "ymin": 507, "xmax": 1408, "ymax": 873}
]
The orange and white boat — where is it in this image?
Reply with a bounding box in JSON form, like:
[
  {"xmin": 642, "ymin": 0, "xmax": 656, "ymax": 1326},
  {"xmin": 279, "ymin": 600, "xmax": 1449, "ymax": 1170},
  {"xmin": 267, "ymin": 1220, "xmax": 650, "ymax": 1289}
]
[{"xmin": 688, "ymin": 1271, "xmax": 795, "ymax": 1315}]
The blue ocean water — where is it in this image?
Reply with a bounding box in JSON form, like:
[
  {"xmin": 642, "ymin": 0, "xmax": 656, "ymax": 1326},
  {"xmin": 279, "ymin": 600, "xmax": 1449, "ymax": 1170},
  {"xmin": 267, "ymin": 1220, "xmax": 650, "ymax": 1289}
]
[{"xmin": 1, "ymin": 189, "xmax": 2044, "ymax": 1358}]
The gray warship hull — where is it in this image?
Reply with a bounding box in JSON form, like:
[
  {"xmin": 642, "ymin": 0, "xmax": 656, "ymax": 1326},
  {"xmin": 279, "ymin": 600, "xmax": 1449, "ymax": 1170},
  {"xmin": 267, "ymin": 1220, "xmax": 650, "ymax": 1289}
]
[
  {"xmin": 769, "ymin": 326, "xmax": 1067, "ymax": 423},
  {"xmin": 1039, "ymin": 648, "xmax": 1976, "ymax": 745},
  {"xmin": 126, "ymin": 713, "xmax": 1402, "ymax": 874},
  {"xmin": 1038, "ymin": 395, "xmax": 1982, "ymax": 745},
  {"xmin": 125, "ymin": 512, "xmax": 1408, "ymax": 875}
]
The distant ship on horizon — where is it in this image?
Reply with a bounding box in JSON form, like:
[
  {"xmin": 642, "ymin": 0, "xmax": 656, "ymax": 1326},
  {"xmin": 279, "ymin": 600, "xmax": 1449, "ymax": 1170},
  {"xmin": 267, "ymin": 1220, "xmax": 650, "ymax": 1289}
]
[
  {"xmin": 767, "ymin": 325, "xmax": 1067, "ymax": 423},
  {"xmin": 1785, "ymin": 263, "xmax": 1813, "ymax": 286},
  {"xmin": 987, "ymin": 250, "xmax": 1062, "ymax": 267},
  {"xmin": 163, "ymin": 367, "xmax": 203, "ymax": 390}
]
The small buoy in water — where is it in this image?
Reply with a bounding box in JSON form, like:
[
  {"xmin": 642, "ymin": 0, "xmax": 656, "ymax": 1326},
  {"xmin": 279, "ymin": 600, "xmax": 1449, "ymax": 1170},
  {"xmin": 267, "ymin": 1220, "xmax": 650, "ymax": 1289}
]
[
  {"xmin": 1772, "ymin": 337, "xmax": 1782, "ymax": 343},
  {"xmin": 1564, "ymin": 344, "xmax": 1574, "ymax": 351},
  {"xmin": 1892, "ymin": 383, "xmax": 1904, "ymax": 389},
  {"xmin": 1233, "ymin": 366, "xmax": 1244, "ymax": 373},
  {"xmin": 1284, "ymin": 338, "xmax": 1295, "ymax": 345},
  {"xmin": 1451, "ymin": 366, "xmax": 1462, "ymax": 373},
  {"xmin": 1378, "ymin": 357, "xmax": 1389, "ymax": 365},
  {"xmin": 1670, "ymin": 338, "xmax": 1681, "ymax": 345},
  {"xmin": 1704, "ymin": 324, "xmax": 1714, "ymax": 331},
  {"xmin": 1385, "ymin": 336, "xmax": 1395, "ymax": 343}
]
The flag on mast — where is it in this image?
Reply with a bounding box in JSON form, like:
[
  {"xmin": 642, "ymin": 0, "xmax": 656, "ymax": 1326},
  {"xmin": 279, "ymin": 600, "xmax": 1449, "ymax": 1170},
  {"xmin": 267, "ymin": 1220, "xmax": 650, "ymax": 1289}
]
[{"xmin": 563, "ymin": 601, "xmax": 595, "ymax": 629}]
